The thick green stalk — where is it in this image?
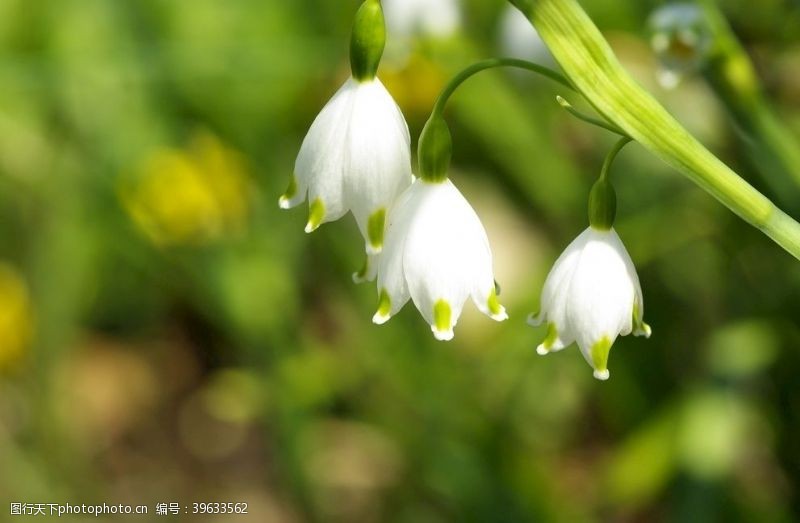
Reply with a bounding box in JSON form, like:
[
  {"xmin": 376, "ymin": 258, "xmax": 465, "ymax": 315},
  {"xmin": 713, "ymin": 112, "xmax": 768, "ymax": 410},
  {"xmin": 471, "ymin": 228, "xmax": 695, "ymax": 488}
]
[{"xmin": 509, "ymin": 0, "xmax": 800, "ymax": 261}]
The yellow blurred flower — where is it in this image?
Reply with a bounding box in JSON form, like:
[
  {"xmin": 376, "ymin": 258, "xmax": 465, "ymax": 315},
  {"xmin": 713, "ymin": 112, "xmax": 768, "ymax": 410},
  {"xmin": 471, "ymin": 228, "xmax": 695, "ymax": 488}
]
[
  {"xmin": 380, "ymin": 54, "xmax": 446, "ymax": 120},
  {"xmin": 0, "ymin": 263, "xmax": 34, "ymax": 371},
  {"xmin": 122, "ymin": 131, "xmax": 252, "ymax": 246}
]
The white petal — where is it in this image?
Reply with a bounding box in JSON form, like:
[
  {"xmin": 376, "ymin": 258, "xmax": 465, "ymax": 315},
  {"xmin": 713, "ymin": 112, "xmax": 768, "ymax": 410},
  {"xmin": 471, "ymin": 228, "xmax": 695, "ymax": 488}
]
[
  {"xmin": 470, "ymin": 249, "xmax": 507, "ymax": 322},
  {"xmin": 353, "ymin": 254, "xmax": 379, "ymax": 284},
  {"xmin": 473, "ymin": 284, "xmax": 508, "ymax": 322},
  {"xmin": 293, "ymin": 78, "xmax": 357, "ymax": 227},
  {"xmin": 528, "ymin": 229, "xmax": 589, "ymax": 353},
  {"xmin": 344, "ymin": 79, "xmax": 413, "ymax": 254},
  {"xmin": 565, "ymin": 228, "xmax": 637, "ymax": 367},
  {"xmin": 529, "ymin": 320, "xmax": 575, "ymax": 356},
  {"xmin": 401, "ymin": 180, "xmax": 497, "ymax": 339},
  {"xmin": 278, "ymin": 174, "xmax": 306, "ymax": 210},
  {"xmin": 373, "ymin": 182, "xmax": 423, "ymax": 324}
]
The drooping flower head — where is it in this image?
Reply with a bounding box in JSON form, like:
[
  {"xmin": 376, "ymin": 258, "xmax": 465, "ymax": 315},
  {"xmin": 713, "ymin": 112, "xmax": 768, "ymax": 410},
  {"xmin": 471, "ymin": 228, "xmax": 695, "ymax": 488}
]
[
  {"xmin": 528, "ymin": 227, "xmax": 650, "ymax": 380},
  {"xmin": 280, "ymin": 0, "xmax": 412, "ymax": 263},
  {"xmin": 529, "ymin": 140, "xmax": 650, "ymax": 380},
  {"xmin": 374, "ymin": 116, "xmax": 507, "ymax": 340}
]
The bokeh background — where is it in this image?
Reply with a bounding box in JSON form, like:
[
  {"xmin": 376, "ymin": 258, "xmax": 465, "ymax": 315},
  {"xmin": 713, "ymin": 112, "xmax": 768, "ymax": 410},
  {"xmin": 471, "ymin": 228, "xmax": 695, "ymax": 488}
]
[{"xmin": 1, "ymin": 0, "xmax": 800, "ymax": 521}]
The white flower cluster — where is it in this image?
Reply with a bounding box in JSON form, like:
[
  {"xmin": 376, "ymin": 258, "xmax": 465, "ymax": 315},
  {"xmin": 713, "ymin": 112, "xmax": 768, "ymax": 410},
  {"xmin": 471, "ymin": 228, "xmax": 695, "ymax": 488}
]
[
  {"xmin": 282, "ymin": 74, "xmax": 506, "ymax": 342},
  {"xmin": 280, "ymin": 0, "xmax": 651, "ymax": 380}
]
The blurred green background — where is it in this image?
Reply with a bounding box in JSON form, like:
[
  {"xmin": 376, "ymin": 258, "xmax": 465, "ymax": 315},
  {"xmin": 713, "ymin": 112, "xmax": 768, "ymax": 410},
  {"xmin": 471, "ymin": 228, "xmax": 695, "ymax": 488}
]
[{"xmin": 1, "ymin": 0, "xmax": 800, "ymax": 521}]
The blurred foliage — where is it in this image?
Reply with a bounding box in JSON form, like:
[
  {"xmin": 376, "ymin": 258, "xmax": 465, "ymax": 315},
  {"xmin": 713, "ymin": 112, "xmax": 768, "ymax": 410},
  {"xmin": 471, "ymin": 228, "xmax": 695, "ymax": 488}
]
[{"xmin": 0, "ymin": 0, "xmax": 799, "ymax": 521}]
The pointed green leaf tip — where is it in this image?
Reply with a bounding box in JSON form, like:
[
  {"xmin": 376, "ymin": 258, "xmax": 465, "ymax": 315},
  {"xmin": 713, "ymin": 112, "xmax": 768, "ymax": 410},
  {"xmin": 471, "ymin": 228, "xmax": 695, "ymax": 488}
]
[
  {"xmin": 368, "ymin": 208, "xmax": 386, "ymax": 252},
  {"xmin": 350, "ymin": 0, "xmax": 385, "ymax": 82},
  {"xmin": 418, "ymin": 116, "xmax": 452, "ymax": 184},
  {"xmin": 591, "ymin": 336, "xmax": 612, "ymax": 380},
  {"xmin": 305, "ymin": 198, "xmax": 325, "ymax": 233}
]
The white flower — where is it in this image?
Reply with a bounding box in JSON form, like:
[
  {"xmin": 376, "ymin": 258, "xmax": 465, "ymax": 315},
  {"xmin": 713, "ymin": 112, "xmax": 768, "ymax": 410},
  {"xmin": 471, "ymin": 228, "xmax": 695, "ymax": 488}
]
[
  {"xmin": 373, "ymin": 178, "xmax": 507, "ymax": 341},
  {"xmin": 528, "ymin": 227, "xmax": 651, "ymax": 380},
  {"xmin": 382, "ymin": 0, "xmax": 461, "ymax": 39},
  {"xmin": 280, "ymin": 77, "xmax": 412, "ymax": 256}
]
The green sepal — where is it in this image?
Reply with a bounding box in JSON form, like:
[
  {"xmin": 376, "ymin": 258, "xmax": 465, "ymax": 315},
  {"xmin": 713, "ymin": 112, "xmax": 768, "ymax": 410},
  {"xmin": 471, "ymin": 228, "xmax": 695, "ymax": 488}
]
[
  {"xmin": 418, "ymin": 115, "xmax": 452, "ymax": 184},
  {"xmin": 588, "ymin": 177, "xmax": 617, "ymax": 230},
  {"xmin": 350, "ymin": 0, "xmax": 385, "ymax": 82}
]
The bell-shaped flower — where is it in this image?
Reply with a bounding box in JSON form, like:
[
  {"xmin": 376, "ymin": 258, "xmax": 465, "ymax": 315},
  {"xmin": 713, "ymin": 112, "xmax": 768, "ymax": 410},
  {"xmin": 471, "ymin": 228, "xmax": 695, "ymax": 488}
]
[
  {"xmin": 280, "ymin": 77, "xmax": 412, "ymax": 256},
  {"xmin": 528, "ymin": 227, "xmax": 651, "ymax": 380},
  {"xmin": 280, "ymin": 0, "xmax": 412, "ymax": 260},
  {"xmin": 373, "ymin": 178, "xmax": 508, "ymax": 341}
]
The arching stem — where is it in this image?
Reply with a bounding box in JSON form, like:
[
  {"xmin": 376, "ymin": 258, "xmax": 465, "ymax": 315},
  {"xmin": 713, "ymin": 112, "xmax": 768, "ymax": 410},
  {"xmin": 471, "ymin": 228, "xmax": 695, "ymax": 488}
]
[{"xmin": 430, "ymin": 58, "xmax": 575, "ymax": 118}]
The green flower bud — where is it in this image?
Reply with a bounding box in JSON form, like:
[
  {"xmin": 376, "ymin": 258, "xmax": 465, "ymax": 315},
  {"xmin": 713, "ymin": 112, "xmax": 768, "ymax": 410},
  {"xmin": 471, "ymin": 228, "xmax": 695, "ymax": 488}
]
[
  {"xmin": 350, "ymin": 0, "xmax": 386, "ymax": 82},
  {"xmin": 418, "ymin": 115, "xmax": 452, "ymax": 184},
  {"xmin": 588, "ymin": 176, "xmax": 617, "ymax": 230}
]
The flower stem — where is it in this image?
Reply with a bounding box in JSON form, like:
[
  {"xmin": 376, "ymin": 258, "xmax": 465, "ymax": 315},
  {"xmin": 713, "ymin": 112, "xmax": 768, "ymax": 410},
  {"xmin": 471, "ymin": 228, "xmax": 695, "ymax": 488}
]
[
  {"xmin": 557, "ymin": 96, "xmax": 629, "ymax": 137},
  {"xmin": 430, "ymin": 58, "xmax": 574, "ymax": 118},
  {"xmin": 600, "ymin": 137, "xmax": 633, "ymax": 181},
  {"xmin": 510, "ymin": 0, "xmax": 800, "ymax": 261},
  {"xmin": 420, "ymin": 58, "xmax": 576, "ymax": 183},
  {"xmin": 590, "ymin": 137, "xmax": 631, "ymax": 229},
  {"xmin": 420, "ymin": 57, "xmax": 621, "ymax": 182}
]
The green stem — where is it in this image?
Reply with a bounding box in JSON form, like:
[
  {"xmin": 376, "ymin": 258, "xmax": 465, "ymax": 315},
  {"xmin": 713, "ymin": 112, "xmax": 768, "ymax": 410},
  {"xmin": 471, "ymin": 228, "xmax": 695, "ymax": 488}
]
[
  {"xmin": 419, "ymin": 58, "xmax": 577, "ymax": 183},
  {"xmin": 419, "ymin": 57, "xmax": 621, "ymax": 182},
  {"xmin": 600, "ymin": 137, "xmax": 633, "ymax": 181},
  {"xmin": 590, "ymin": 137, "xmax": 631, "ymax": 229},
  {"xmin": 430, "ymin": 57, "xmax": 575, "ymax": 117},
  {"xmin": 509, "ymin": 0, "xmax": 800, "ymax": 261},
  {"xmin": 557, "ymin": 96, "xmax": 629, "ymax": 137}
]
